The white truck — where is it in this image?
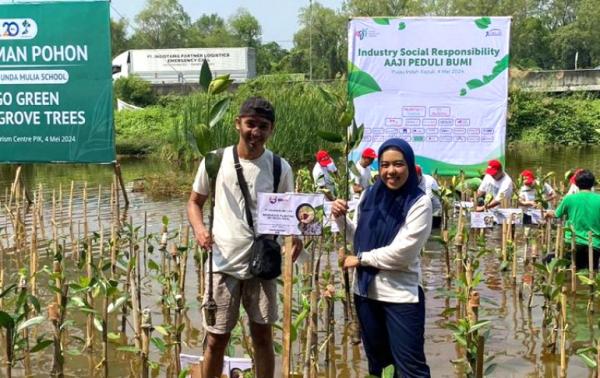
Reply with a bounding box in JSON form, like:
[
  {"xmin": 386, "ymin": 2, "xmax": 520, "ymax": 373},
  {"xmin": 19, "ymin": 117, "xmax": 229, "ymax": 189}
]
[{"xmin": 112, "ymin": 47, "xmax": 256, "ymax": 84}]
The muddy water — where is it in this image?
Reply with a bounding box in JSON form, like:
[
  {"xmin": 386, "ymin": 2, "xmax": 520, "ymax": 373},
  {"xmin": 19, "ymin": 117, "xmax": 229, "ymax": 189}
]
[{"xmin": 0, "ymin": 145, "xmax": 599, "ymax": 377}]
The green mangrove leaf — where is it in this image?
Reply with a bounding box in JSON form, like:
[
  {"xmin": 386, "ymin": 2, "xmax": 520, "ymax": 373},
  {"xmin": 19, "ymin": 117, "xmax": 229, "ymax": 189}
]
[
  {"xmin": 208, "ymin": 74, "xmax": 233, "ymax": 95},
  {"xmin": 178, "ymin": 368, "xmax": 191, "ymax": 378},
  {"xmin": 30, "ymin": 339, "xmax": 53, "ymax": 353},
  {"xmin": 0, "ymin": 311, "xmax": 14, "ymax": 329},
  {"xmin": 382, "ymin": 365, "xmax": 395, "ymax": 378},
  {"xmin": 162, "ymin": 216, "xmax": 169, "ymax": 226},
  {"xmin": 348, "ymin": 62, "xmax": 382, "ymax": 99},
  {"xmin": 117, "ymin": 345, "xmax": 142, "ymax": 353},
  {"xmin": 209, "ymin": 97, "xmax": 231, "ymax": 128},
  {"xmin": 373, "ymin": 18, "xmax": 390, "ymax": 25},
  {"xmin": 199, "ymin": 59, "xmax": 212, "ymax": 92},
  {"xmin": 338, "ymin": 103, "xmax": 354, "ymax": 129},
  {"xmin": 350, "ymin": 126, "xmax": 365, "ymax": 150},
  {"xmin": 16, "ymin": 315, "xmax": 45, "ymax": 333},
  {"xmin": 577, "ymin": 352, "xmax": 598, "ymax": 368},
  {"xmin": 108, "ymin": 296, "xmax": 128, "ymax": 314},
  {"xmin": 475, "ymin": 17, "xmax": 491, "ymax": 29},
  {"xmin": 205, "ymin": 151, "xmax": 223, "ymax": 180},
  {"xmin": 0, "ymin": 284, "xmax": 16, "ymax": 298},
  {"xmin": 93, "ymin": 317, "xmax": 103, "ymax": 332},
  {"xmin": 349, "ymin": 161, "xmax": 361, "ymax": 178},
  {"xmin": 192, "ymin": 123, "xmax": 211, "ymax": 156},
  {"xmin": 151, "ymin": 336, "xmax": 167, "ymax": 353},
  {"xmin": 154, "ymin": 325, "xmax": 170, "ymax": 336},
  {"xmin": 316, "ymin": 130, "xmax": 343, "ymax": 143},
  {"xmin": 107, "ymin": 332, "xmax": 121, "ymax": 340},
  {"xmin": 468, "ymin": 320, "xmax": 491, "ymax": 334}
]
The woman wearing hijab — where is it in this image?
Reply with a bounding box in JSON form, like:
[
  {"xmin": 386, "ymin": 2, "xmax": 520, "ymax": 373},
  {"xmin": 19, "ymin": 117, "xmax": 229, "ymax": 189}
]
[{"xmin": 332, "ymin": 138, "xmax": 432, "ymax": 377}]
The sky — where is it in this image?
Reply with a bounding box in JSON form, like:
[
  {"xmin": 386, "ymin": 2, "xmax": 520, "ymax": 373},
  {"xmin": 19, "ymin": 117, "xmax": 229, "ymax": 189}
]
[{"xmin": 110, "ymin": 0, "xmax": 345, "ymax": 49}]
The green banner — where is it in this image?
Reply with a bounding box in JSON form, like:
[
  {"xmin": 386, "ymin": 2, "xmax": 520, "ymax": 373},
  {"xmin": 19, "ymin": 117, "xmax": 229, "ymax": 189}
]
[{"xmin": 0, "ymin": 1, "xmax": 114, "ymax": 163}]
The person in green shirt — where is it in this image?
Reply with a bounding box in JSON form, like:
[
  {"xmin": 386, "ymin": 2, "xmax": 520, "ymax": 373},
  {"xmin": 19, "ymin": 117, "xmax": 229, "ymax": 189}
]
[{"xmin": 546, "ymin": 169, "xmax": 600, "ymax": 270}]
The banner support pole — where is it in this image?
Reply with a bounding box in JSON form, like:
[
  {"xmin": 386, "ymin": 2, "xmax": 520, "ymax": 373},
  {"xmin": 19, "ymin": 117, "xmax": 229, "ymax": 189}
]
[{"xmin": 113, "ymin": 161, "xmax": 129, "ymax": 207}]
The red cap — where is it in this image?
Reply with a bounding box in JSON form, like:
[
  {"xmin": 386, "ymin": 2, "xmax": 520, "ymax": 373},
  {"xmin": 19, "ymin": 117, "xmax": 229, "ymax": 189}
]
[
  {"xmin": 570, "ymin": 168, "xmax": 583, "ymax": 184},
  {"xmin": 415, "ymin": 164, "xmax": 423, "ymax": 176},
  {"xmin": 521, "ymin": 170, "xmax": 535, "ymax": 186},
  {"xmin": 485, "ymin": 159, "xmax": 502, "ymax": 176},
  {"xmin": 361, "ymin": 147, "xmax": 377, "ymax": 159},
  {"xmin": 315, "ymin": 150, "xmax": 332, "ymax": 167}
]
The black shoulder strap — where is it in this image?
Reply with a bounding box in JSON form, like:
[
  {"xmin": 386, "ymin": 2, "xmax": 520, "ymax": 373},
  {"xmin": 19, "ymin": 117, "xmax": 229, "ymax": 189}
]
[
  {"xmin": 232, "ymin": 145, "xmax": 255, "ymax": 232},
  {"xmin": 273, "ymin": 153, "xmax": 281, "ymax": 193}
]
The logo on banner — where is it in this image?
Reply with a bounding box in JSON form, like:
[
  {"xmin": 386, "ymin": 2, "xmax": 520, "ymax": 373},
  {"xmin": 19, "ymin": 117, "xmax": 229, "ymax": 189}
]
[
  {"xmin": 1, "ymin": 19, "xmax": 38, "ymax": 39},
  {"xmin": 355, "ymin": 28, "xmax": 379, "ymax": 40}
]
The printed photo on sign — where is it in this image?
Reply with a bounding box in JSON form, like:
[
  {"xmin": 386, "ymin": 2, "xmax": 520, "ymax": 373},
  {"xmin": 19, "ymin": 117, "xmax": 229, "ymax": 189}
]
[
  {"xmin": 493, "ymin": 208, "xmax": 523, "ymax": 225},
  {"xmin": 470, "ymin": 212, "xmax": 495, "ymax": 228},
  {"xmin": 257, "ymin": 193, "xmax": 324, "ymax": 236},
  {"xmin": 525, "ymin": 208, "xmax": 543, "ymax": 225}
]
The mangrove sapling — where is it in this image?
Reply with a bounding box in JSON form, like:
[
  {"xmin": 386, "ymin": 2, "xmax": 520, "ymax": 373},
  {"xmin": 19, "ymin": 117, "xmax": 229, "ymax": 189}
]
[
  {"xmin": 0, "ymin": 277, "xmax": 51, "ymax": 378},
  {"xmin": 533, "ymin": 257, "xmax": 570, "ymax": 353},
  {"xmin": 201, "ymin": 150, "xmax": 223, "ymax": 328}
]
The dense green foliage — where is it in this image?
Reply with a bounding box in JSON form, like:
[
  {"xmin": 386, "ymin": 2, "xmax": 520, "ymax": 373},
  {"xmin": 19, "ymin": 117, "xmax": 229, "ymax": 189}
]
[
  {"xmin": 113, "ymin": 76, "xmax": 157, "ymax": 107},
  {"xmin": 508, "ymin": 90, "xmax": 600, "ymax": 145},
  {"xmin": 112, "ymin": 0, "xmax": 600, "ymax": 80},
  {"xmin": 114, "ymin": 80, "xmax": 600, "ymax": 160}
]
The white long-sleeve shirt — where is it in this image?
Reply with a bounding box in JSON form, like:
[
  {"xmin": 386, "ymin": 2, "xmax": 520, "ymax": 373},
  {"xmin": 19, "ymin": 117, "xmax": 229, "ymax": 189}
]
[{"xmin": 336, "ymin": 194, "xmax": 432, "ymax": 303}]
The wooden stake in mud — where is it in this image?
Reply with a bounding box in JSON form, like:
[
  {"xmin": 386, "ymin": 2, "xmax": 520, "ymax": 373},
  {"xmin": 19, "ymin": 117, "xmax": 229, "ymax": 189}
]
[
  {"xmin": 570, "ymin": 226, "xmax": 577, "ymax": 294},
  {"xmin": 282, "ymin": 236, "xmax": 294, "ymax": 378},
  {"xmin": 68, "ymin": 181, "xmax": 75, "ymax": 259},
  {"xmin": 141, "ymin": 309, "xmax": 153, "ymax": 378},
  {"xmin": 113, "ymin": 161, "xmax": 129, "ymax": 207},
  {"xmin": 559, "ymin": 286, "xmax": 568, "ymax": 378},
  {"xmin": 588, "ymin": 232, "xmax": 595, "ymax": 314},
  {"xmin": 29, "ymin": 191, "xmax": 38, "ymax": 298}
]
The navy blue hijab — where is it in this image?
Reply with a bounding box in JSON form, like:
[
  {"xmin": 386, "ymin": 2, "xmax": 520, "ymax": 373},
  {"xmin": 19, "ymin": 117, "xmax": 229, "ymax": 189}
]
[{"xmin": 354, "ymin": 138, "xmax": 424, "ymax": 296}]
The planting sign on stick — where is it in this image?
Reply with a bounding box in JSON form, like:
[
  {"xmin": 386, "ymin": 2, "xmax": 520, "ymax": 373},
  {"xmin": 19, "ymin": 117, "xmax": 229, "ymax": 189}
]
[
  {"xmin": 0, "ymin": 0, "xmax": 114, "ymax": 163},
  {"xmin": 348, "ymin": 17, "xmax": 511, "ymax": 175}
]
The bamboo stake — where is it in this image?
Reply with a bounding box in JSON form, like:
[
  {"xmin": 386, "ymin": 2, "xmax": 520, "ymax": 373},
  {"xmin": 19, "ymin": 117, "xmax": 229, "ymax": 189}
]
[
  {"xmin": 29, "ymin": 191, "xmax": 38, "ymax": 298},
  {"xmin": 130, "ymin": 244, "xmax": 142, "ymax": 351},
  {"xmin": 97, "ymin": 184, "xmax": 102, "ymax": 229},
  {"xmin": 555, "ymin": 222, "xmax": 563, "ymax": 259},
  {"xmin": 571, "ymin": 226, "xmax": 577, "ymax": 294},
  {"xmin": 85, "ymin": 236, "xmax": 94, "ymax": 351},
  {"xmin": 559, "ymin": 286, "xmax": 567, "ymax": 378},
  {"xmin": 143, "ymin": 211, "xmax": 148, "ymax": 275},
  {"xmin": 303, "ymin": 237, "xmax": 322, "ymax": 378},
  {"xmin": 68, "ymin": 181, "xmax": 75, "ymax": 259},
  {"xmin": 501, "ymin": 221, "xmax": 507, "ymax": 265},
  {"xmin": 282, "ymin": 236, "xmax": 294, "ymax": 378},
  {"xmin": 443, "ymin": 229, "xmax": 451, "ymax": 282},
  {"xmin": 588, "ymin": 232, "xmax": 594, "ymax": 314},
  {"xmin": 58, "ymin": 184, "xmax": 63, "ymax": 237},
  {"xmin": 141, "ymin": 309, "xmax": 152, "ymax": 378}
]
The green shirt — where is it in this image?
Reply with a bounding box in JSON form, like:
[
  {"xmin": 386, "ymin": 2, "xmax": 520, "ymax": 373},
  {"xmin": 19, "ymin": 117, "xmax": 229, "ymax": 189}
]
[{"xmin": 555, "ymin": 191, "xmax": 600, "ymax": 249}]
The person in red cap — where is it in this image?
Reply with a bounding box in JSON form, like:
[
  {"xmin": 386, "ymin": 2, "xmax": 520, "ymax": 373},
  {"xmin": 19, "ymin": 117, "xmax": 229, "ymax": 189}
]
[
  {"xmin": 518, "ymin": 169, "xmax": 556, "ymax": 224},
  {"xmin": 312, "ymin": 149, "xmax": 338, "ymax": 197},
  {"xmin": 475, "ymin": 159, "xmax": 514, "ymax": 211},
  {"xmin": 350, "ymin": 147, "xmax": 377, "ymax": 199}
]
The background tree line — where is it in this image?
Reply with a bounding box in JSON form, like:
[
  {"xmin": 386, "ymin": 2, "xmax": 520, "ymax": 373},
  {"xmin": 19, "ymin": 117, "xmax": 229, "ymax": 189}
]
[{"xmin": 112, "ymin": 0, "xmax": 600, "ymax": 79}]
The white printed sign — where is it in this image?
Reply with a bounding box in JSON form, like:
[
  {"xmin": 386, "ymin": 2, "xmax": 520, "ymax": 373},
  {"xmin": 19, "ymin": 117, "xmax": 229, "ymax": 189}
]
[
  {"xmin": 493, "ymin": 208, "xmax": 523, "ymax": 225},
  {"xmin": 470, "ymin": 212, "xmax": 495, "ymax": 228},
  {"xmin": 348, "ymin": 17, "xmax": 511, "ymax": 175},
  {"xmin": 525, "ymin": 208, "xmax": 543, "ymax": 224},
  {"xmin": 257, "ymin": 193, "xmax": 324, "ymax": 236}
]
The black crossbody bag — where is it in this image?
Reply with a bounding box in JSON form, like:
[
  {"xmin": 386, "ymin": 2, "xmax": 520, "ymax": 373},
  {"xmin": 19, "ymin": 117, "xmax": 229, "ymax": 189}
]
[{"xmin": 232, "ymin": 146, "xmax": 282, "ymax": 280}]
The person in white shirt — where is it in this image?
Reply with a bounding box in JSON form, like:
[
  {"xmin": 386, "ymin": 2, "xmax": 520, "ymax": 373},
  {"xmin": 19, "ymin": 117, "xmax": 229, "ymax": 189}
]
[
  {"xmin": 312, "ymin": 149, "xmax": 338, "ymax": 197},
  {"xmin": 187, "ymin": 97, "xmax": 302, "ymax": 378},
  {"xmin": 331, "ymin": 138, "xmax": 432, "ymax": 377},
  {"xmin": 351, "ymin": 147, "xmax": 377, "ymax": 199},
  {"xmin": 416, "ymin": 165, "xmax": 441, "ymax": 215},
  {"xmin": 518, "ymin": 169, "xmax": 556, "ymax": 224},
  {"xmin": 476, "ymin": 159, "xmax": 514, "ymax": 211}
]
